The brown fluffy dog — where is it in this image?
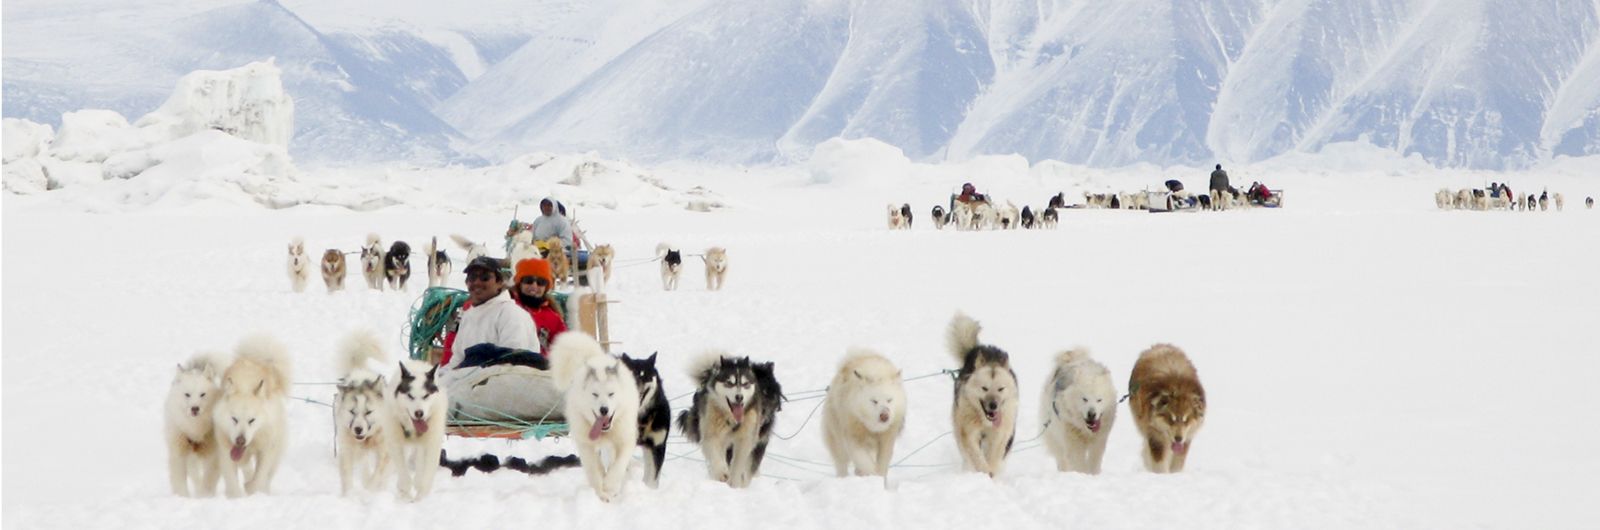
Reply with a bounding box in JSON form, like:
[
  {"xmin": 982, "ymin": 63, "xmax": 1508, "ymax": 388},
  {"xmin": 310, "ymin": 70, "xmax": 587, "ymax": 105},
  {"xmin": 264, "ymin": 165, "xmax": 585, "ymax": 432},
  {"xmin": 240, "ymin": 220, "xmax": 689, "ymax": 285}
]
[
  {"xmin": 1128, "ymin": 344, "xmax": 1205, "ymax": 473},
  {"xmin": 544, "ymin": 237, "xmax": 570, "ymax": 287},
  {"xmin": 321, "ymin": 249, "xmax": 346, "ymax": 293}
]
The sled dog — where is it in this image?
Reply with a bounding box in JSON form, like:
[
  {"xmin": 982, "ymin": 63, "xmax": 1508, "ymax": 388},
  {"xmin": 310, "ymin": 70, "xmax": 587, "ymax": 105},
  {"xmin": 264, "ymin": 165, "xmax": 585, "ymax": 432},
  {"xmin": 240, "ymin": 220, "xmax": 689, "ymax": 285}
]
[
  {"xmin": 390, "ymin": 359, "xmax": 447, "ymax": 501},
  {"xmin": 1128, "ymin": 343, "xmax": 1206, "ymax": 473},
  {"xmin": 334, "ymin": 330, "xmax": 391, "ymax": 496},
  {"xmin": 676, "ymin": 353, "xmax": 784, "ymax": 488},
  {"xmin": 657, "ymin": 243, "xmax": 682, "ymax": 291},
  {"xmin": 946, "ymin": 312, "xmax": 1018, "ymax": 477},
  {"xmin": 931, "ymin": 205, "xmax": 947, "ymax": 229},
  {"xmin": 703, "ymin": 247, "xmax": 728, "ymax": 291},
  {"xmin": 386, "ymin": 241, "xmax": 412, "ymax": 290},
  {"xmin": 287, "ymin": 238, "xmax": 309, "ymax": 293},
  {"xmin": 321, "ymin": 249, "xmax": 347, "ymax": 293},
  {"xmin": 213, "ymin": 334, "xmax": 292, "ymax": 497},
  {"xmin": 621, "ymin": 352, "xmax": 670, "ymax": 487},
  {"xmin": 590, "ymin": 244, "xmax": 616, "ymax": 288},
  {"xmin": 1040, "ymin": 206, "xmax": 1059, "ymax": 228},
  {"xmin": 821, "ymin": 349, "xmax": 905, "ymax": 482},
  {"xmin": 1039, "ymin": 348, "xmax": 1117, "ymax": 474},
  {"xmin": 552, "ymin": 333, "xmax": 640, "ymax": 501},
  {"xmin": 544, "ymin": 237, "xmax": 570, "ymax": 287},
  {"xmin": 361, "ymin": 234, "xmax": 384, "ymax": 291},
  {"xmin": 887, "ymin": 204, "xmax": 908, "ymax": 230},
  {"xmin": 165, "ymin": 351, "xmax": 226, "ymax": 497},
  {"xmin": 425, "ymin": 237, "xmax": 451, "ymax": 288}
]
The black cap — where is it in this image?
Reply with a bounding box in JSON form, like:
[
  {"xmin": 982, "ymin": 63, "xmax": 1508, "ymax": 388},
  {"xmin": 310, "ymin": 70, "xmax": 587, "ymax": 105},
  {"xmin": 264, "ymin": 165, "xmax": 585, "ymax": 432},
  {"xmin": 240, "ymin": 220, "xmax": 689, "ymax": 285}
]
[{"xmin": 463, "ymin": 256, "xmax": 504, "ymax": 278}]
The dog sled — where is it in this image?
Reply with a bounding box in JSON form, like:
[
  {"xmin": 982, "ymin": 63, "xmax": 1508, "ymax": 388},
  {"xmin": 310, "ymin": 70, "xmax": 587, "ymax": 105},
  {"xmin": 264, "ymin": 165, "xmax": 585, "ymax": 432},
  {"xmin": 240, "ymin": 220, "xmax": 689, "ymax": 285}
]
[{"xmin": 402, "ymin": 212, "xmax": 617, "ymax": 440}]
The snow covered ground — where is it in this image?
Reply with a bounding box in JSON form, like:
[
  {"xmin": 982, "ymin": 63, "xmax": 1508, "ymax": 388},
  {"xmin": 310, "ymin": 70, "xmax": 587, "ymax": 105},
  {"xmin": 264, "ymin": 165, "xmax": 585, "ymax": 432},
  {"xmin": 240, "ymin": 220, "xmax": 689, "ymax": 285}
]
[{"xmin": 4, "ymin": 155, "xmax": 1600, "ymax": 529}]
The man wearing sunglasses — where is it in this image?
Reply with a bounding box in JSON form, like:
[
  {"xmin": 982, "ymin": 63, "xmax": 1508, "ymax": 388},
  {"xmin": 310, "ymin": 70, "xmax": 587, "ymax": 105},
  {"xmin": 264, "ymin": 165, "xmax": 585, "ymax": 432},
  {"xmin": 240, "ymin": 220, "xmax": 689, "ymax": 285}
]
[
  {"xmin": 438, "ymin": 256, "xmax": 545, "ymax": 416},
  {"xmin": 512, "ymin": 258, "xmax": 567, "ymax": 353}
]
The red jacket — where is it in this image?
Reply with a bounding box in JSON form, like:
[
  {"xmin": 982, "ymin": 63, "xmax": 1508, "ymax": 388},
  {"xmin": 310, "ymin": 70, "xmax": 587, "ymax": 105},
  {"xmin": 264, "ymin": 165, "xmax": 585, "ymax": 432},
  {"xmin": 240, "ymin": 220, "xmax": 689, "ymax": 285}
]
[{"xmin": 516, "ymin": 295, "xmax": 567, "ymax": 353}]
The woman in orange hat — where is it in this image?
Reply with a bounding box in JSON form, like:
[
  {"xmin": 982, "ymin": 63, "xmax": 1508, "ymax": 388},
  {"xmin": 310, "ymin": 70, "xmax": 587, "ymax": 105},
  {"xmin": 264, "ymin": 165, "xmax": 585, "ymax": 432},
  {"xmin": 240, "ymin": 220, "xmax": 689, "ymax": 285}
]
[{"xmin": 513, "ymin": 258, "xmax": 567, "ymax": 353}]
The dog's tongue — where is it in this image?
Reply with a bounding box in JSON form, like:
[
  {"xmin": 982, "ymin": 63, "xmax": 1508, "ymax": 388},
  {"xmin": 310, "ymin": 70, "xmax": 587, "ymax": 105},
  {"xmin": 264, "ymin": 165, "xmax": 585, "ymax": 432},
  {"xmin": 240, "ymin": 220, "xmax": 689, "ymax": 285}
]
[
  {"xmin": 412, "ymin": 418, "xmax": 429, "ymax": 435},
  {"xmin": 988, "ymin": 411, "xmax": 1002, "ymax": 428},
  {"xmin": 230, "ymin": 443, "xmax": 245, "ymax": 462},
  {"xmin": 731, "ymin": 403, "xmax": 746, "ymax": 420},
  {"xmin": 1087, "ymin": 419, "xmax": 1101, "ymax": 433},
  {"xmin": 1172, "ymin": 441, "xmax": 1187, "ymax": 454},
  {"xmin": 588, "ymin": 415, "xmax": 611, "ymax": 440}
]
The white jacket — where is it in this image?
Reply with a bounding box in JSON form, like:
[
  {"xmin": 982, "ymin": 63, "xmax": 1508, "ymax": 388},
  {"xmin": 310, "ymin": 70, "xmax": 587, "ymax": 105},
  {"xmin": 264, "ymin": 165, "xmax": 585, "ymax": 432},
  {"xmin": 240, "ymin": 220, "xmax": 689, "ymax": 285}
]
[{"xmin": 444, "ymin": 289, "xmax": 536, "ymax": 374}]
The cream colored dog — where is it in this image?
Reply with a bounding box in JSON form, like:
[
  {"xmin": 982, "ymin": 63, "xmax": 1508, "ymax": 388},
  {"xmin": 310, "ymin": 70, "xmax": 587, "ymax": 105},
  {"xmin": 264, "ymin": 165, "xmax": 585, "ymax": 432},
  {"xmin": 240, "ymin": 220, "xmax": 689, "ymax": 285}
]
[
  {"xmin": 287, "ymin": 238, "xmax": 309, "ymax": 293},
  {"xmin": 213, "ymin": 335, "xmax": 292, "ymax": 497},
  {"xmin": 165, "ymin": 351, "xmax": 227, "ymax": 497},
  {"xmin": 702, "ymin": 247, "xmax": 728, "ymax": 291},
  {"xmin": 822, "ymin": 349, "xmax": 905, "ymax": 483},
  {"xmin": 1039, "ymin": 348, "xmax": 1116, "ymax": 474}
]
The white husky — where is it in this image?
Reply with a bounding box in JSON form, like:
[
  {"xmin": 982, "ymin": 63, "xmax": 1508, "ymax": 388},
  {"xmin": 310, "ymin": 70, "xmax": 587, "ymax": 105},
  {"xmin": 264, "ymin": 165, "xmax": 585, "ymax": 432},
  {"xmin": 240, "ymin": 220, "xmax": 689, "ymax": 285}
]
[
  {"xmin": 390, "ymin": 359, "xmax": 447, "ymax": 501},
  {"xmin": 1039, "ymin": 348, "xmax": 1117, "ymax": 474},
  {"xmin": 287, "ymin": 237, "xmax": 309, "ymax": 293},
  {"xmin": 361, "ymin": 233, "xmax": 385, "ymax": 291},
  {"xmin": 334, "ymin": 330, "xmax": 391, "ymax": 496},
  {"xmin": 212, "ymin": 334, "xmax": 292, "ymax": 497},
  {"xmin": 702, "ymin": 247, "xmax": 728, "ymax": 291},
  {"xmin": 165, "ymin": 351, "xmax": 227, "ymax": 497},
  {"xmin": 821, "ymin": 349, "xmax": 906, "ymax": 483},
  {"xmin": 551, "ymin": 332, "xmax": 640, "ymax": 501}
]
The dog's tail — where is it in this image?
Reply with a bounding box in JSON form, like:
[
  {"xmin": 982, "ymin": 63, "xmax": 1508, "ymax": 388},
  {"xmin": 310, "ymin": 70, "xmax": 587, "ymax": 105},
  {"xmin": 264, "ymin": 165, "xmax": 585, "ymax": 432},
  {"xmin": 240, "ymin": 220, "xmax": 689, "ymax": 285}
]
[
  {"xmin": 1054, "ymin": 347, "xmax": 1091, "ymax": 367},
  {"xmin": 684, "ymin": 350, "xmax": 728, "ymax": 383},
  {"xmin": 232, "ymin": 333, "xmax": 292, "ymax": 398},
  {"xmin": 946, "ymin": 311, "xmax": 982, "ymax": 361},
  {"xmin": 290, "ymin": 236, "xmax": 304, "ymax": 252},
  {"xmin": 549, "ymin": 332, "xmax": 607, "ymax": 392},
  {"xmin": 656, "ymin": 242, "xmax": 672, "ymax": 258},
  {"xmin": 336, "ymin": 329, "xmax": 388, "ymax": 376},
  {"xmin": 366, "ymin": 233, "xmax": 380, "ymax": 248},
  {"xmin": 449, "ymin": 234, "xmax": 478, "ymax": 252}
]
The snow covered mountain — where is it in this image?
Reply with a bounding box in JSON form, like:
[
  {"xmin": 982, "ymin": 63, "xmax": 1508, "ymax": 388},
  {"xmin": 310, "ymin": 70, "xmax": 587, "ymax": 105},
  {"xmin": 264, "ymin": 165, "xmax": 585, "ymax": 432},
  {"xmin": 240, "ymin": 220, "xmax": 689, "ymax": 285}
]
[
  {"xmin": 3, "ymin": 0, "xmax": 552, "ymax": 163},
  {"xmin": 6, "ymin": 0, "xmax": 1598, "ymax": 168}
]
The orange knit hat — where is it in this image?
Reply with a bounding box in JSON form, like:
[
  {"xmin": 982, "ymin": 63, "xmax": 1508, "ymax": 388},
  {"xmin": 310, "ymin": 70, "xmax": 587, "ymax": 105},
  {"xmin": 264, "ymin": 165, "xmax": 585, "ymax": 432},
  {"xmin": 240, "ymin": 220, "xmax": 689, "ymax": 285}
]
[{"xmin": 514, "ymin": 258, "xmax": 554, "ymax": 286}]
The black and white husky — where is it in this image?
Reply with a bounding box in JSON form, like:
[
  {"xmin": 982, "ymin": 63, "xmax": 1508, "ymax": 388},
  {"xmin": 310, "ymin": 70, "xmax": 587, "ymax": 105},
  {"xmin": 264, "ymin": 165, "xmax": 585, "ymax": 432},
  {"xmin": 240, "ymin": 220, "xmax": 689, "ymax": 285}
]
[
  {"xmin": 676, "ymin": 353, "xmax": 784, "ymax": 488},
  {"xmin": 657, "ymin": 243, "xmax": 683, "ymax": 291},
  {"xmin": 334, "ymin": 330, "xmax": 390, "ymax": 496},
  {"xmin": 621, "ymin": 352, "xmax": 671, "ymax": 488},
  {"xmin": 390, "ymin": 359, "xmax": 446, "ymax": 501},
  {"xmin": 946, "ymin": 312, "xmax": 1018, "ymax": 478}
]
